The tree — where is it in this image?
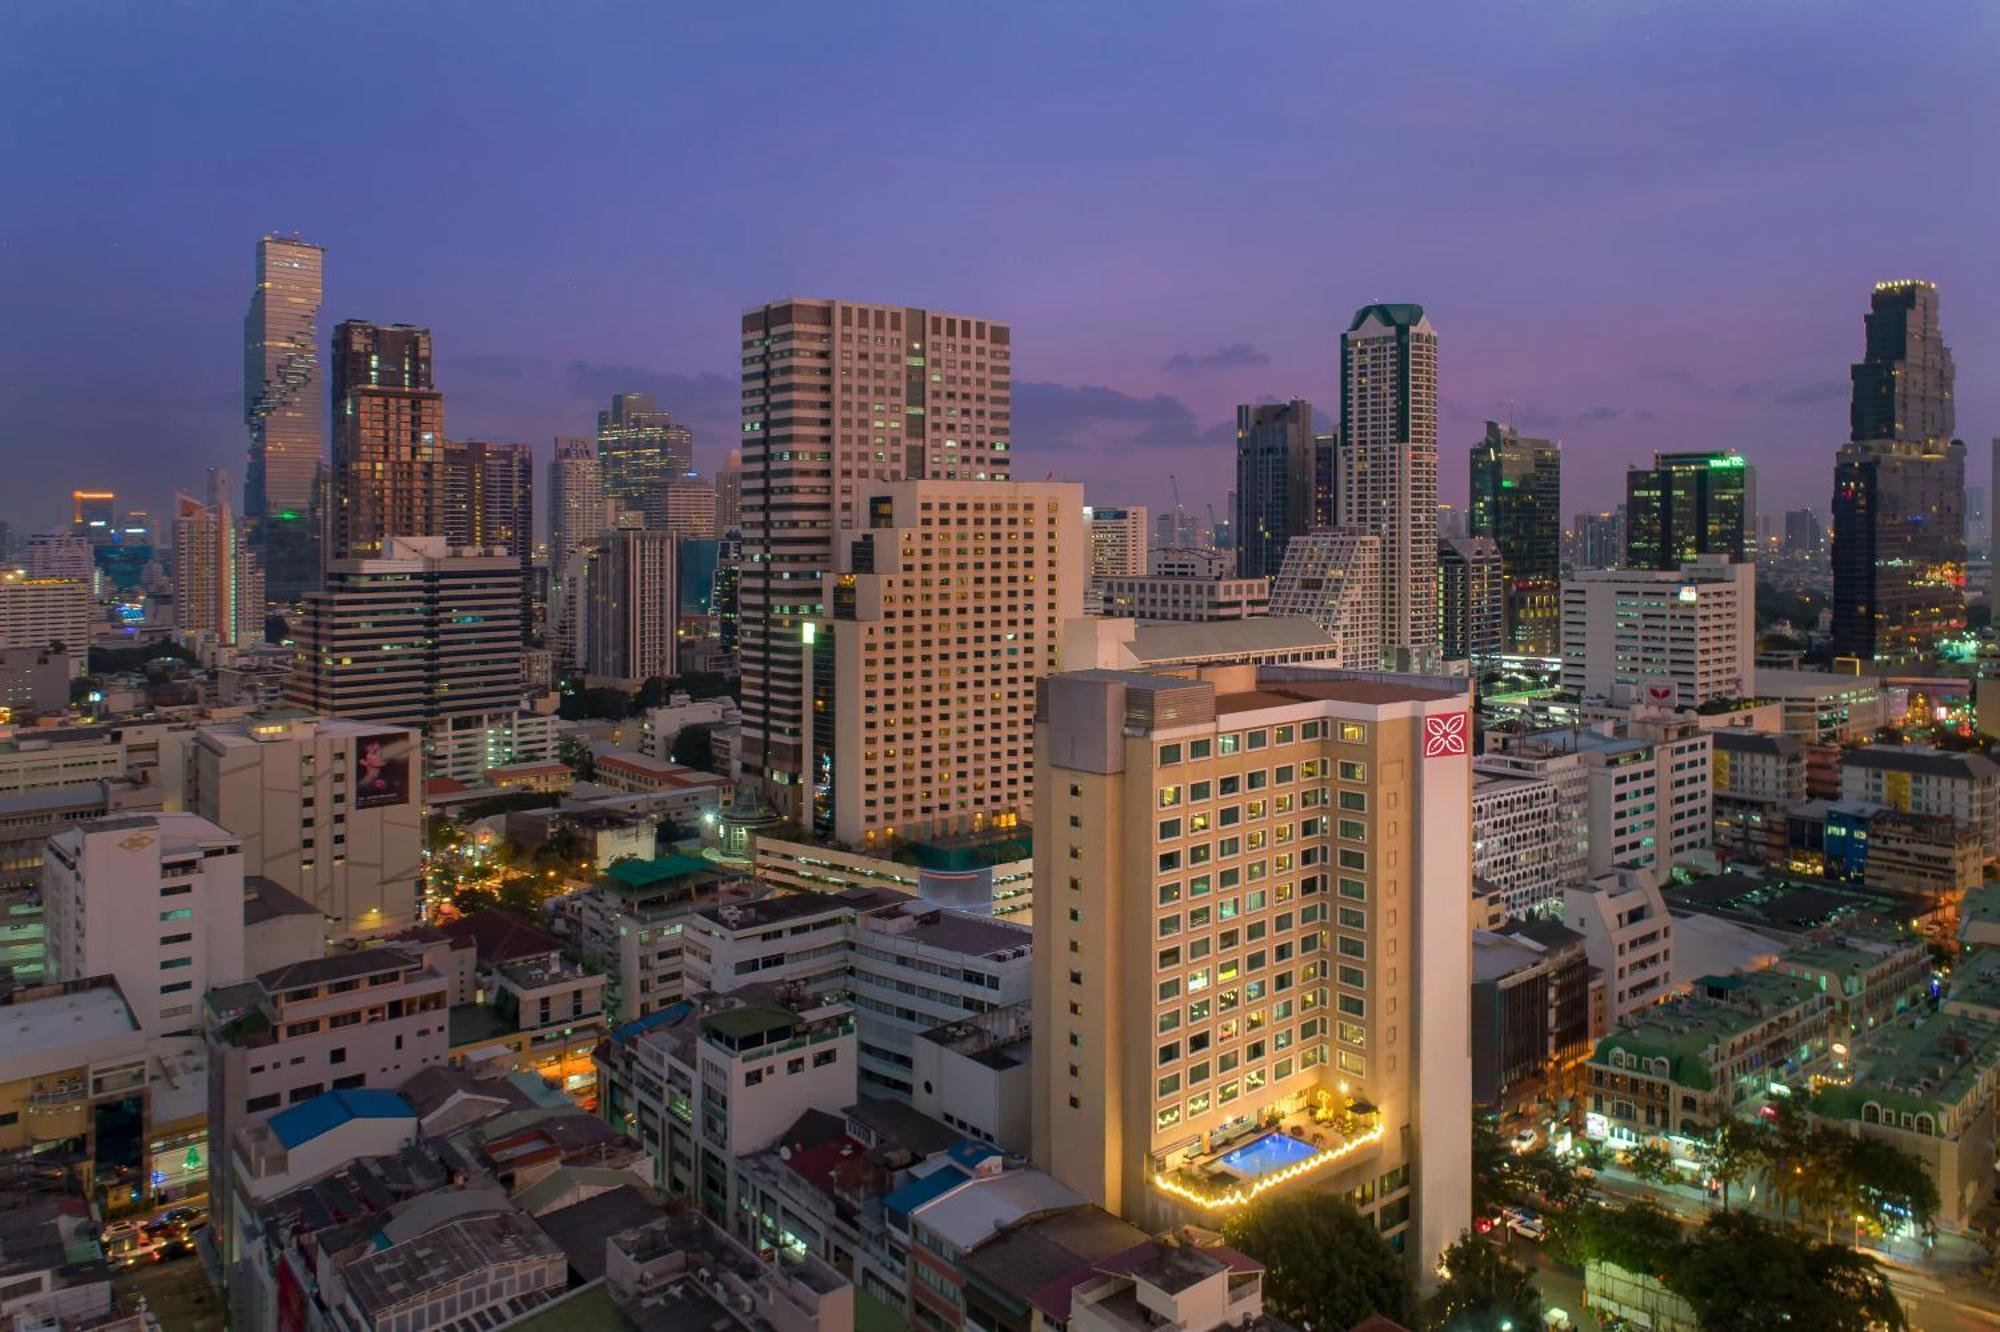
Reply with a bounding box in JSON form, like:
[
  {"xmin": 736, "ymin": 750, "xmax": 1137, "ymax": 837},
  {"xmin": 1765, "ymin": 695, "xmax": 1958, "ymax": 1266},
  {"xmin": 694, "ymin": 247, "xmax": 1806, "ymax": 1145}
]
[
  {"xmin": 1423, "ymin": 1231, "xmax": 1540, "ymax": 1332},
  {"xmin": 1674, "ymin": 1212, "xmax": 1905, "ymax": 1332},
  {"xmin": 1843, "ymin": 1134, "xmax": 1941, "ymax": 1242},
  {"xmin": 1622, "ymin": 1143, "xmax": 1676, "ymax": 1188},
  {"xmin": 1696, "ymin": 1114, "xmax": 1760, "ymax": 1212},
  {"xmin": 558, "ymin": 734, "xmax": 596, "ymax": 780},
  {"xmin": 1221, "ymin": 1193, "xmax": 1417, "ymax": 1331},
  {"xmin": 671, "ymin": 723, "xmax": 716, "ymax": 772}
]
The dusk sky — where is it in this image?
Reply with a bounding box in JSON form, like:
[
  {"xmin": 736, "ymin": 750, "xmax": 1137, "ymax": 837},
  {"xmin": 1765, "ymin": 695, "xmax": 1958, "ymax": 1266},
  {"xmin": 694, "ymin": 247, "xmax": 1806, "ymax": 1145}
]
[{"xmin": 5, "ymin": 2, "xmax": 1997, "ymax": 540}]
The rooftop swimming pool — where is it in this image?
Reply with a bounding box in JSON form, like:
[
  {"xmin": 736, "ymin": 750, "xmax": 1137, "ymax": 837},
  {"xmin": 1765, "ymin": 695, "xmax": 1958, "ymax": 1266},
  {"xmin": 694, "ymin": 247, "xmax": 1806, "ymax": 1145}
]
[{"xmin": 1216, "ymin": 1130, "xmax": 1319, "ymax": 1177}]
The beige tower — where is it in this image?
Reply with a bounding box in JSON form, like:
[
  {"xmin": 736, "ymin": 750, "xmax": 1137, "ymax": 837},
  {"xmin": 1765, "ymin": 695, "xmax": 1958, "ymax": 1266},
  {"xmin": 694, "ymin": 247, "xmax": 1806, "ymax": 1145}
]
[
  {"xmin": 1339, "ymin": 305, "xmax": 1438, "ymax": 670},
  {"xmin": 1032, "ymin": 665, "xmax": 1472, "ymax": 1274}
]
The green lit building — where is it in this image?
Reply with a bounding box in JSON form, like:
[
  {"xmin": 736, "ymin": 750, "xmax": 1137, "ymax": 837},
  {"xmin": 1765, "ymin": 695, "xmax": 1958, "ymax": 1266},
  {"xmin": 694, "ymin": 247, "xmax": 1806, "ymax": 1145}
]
[
  {"xmin": 1468, "ymin": 421, "xmax": 1562, "ymax": 655},
  {"xmin": 1623, "ymin": 451, "xmax": 1749, "ymax": 571}
]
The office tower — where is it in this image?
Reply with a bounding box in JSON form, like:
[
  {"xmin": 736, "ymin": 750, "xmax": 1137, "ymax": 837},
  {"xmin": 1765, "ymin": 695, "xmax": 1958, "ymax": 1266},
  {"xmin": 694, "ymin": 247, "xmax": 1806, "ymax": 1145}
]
[
  {"xmin": 583, "ymin": 522, "xmax": 677, "ymax": 684},
  {"xmin": 1233, "ymin": 399, "xmax": 1314, "ymax": 579},
  {"xmin": 44, "ymin": 812, "xmax": 246, "ymax": 1039},
  {"xmin": 1570, "ymin": 510, "xmax": 1624, "ymax": 571},
  {"xmin": 172, "ymin": 490, "xmax": 263, "ymax": 649},
  {"xmin": 1086, "ymin": 505, "xmax": 1149, "ymax": 579},
  {"xmin": 1313, "ymin": 432, "xmax": 1338, "ymax": 528},
  {"xmin": 548, "ymin": 436, "xmax": 604, "ymax": 672},
  {"xmin": 1623, "ymin": 451, "xmax": 1748, "ymax": 569},
  {"xmin": 1782, "ymin": 508, "xmax": 1824, "ymax": 562},
  {"xmin": 1831, "ymin": 439, "xmax": 1966, "ymax": 660},
  {"xmin": 1032, "ymin": 665, "xmax": 1473, "ymax": 1266},
  {"xmin": 1339, "ymin": 304, "xmax": 1439, "ymax": 669},
  {"xmin": 1266, "ymin": 529, "xmax": 1383, "ymax": 669},
  {"xmin": 1469, "ymin": 421, "xmax": 1562, "ymax": 655},
  {"xmin": 290, "ymin": 536, "xmax": 522, "ymax": 731},
  {"xmin": 810, "ymin": 478, "xmax": 1080, "ymax": 844},
  {"xmin": 642, "ymin": 475, "xmax": 718, "ymax": 539},
  {"xmin": 71, "ymin": 491, "xmax": 115, "ymax": 537},
  {"xmin": 1561, "ymin": 556, "xmax": 1755, "ymax": 707},
  {"xmin": 189, "ymin": 713, "xmax": 423, "ymax": 934},
  {"xmin": 329, "ymin": 321, "xmax": 443, "ymax": 561},
  {"xmin": 712, "ymin": 532, "xmax": 742, "ymax": 657},
  {"xmin": 739, "ymin": 298, "xmax": 1012, "ymax": 819},
  {"xmin": 714, "ymin": 448, "xmax": 744, "ymax": 533},
  {"xmin": 1851, "ymin": 280, "xmax": 1954, "ymax": 445},
  {"xmin": 1833, "ymin": 280, "xmax": 1964, "ymax": 662},
  {"xmin": 597, "ymin": 392, "xmax": 693, "ymax": 507},
  {"xmin": 441, "ymin": 439, "xmax": 533, "ymax": 569},
  {"xmin": 1437, "ymin": 536, "xmax": 1504, "ymax": 661},
  {"xmin": 244, "ymin": 234, "xmax": 325, "ymax": 602}
]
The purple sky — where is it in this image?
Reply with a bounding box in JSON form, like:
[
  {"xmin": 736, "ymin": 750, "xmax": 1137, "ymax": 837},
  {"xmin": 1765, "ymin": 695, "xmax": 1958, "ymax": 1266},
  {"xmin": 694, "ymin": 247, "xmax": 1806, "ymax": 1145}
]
[{"xmin": 4, "ymin": 2, "xmax": 1997, "ymax": 541}]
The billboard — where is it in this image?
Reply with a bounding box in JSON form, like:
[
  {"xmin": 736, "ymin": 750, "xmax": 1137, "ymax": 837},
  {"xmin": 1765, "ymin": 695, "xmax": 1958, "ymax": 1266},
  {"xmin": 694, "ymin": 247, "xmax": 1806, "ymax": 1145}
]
[{"xmin": 353, "ymin": 731, "xmax": 412, "ymax": 809}]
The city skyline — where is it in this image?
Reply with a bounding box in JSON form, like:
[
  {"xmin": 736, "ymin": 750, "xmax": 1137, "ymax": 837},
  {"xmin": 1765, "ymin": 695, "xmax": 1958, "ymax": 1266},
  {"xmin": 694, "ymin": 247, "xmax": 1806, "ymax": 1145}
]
[{"xmin": 5, "ymin": 4, "xmax": 1997, "ymax": 535}]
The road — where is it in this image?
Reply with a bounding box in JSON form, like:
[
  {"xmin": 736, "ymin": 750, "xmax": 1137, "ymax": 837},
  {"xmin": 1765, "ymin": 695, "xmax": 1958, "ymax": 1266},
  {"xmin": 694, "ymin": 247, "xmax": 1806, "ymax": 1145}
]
[{"xmin": 1512, "ymin": 1170, "xmax": 2000, "ymax": 1331}]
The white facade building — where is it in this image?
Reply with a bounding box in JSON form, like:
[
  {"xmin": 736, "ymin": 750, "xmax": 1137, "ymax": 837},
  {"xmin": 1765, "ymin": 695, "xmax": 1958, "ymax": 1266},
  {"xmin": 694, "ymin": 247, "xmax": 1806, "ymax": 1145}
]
[
  {"xmin": 43, "ymin": 812, "xmax": 246, "ymax": 1039},
  {"xmin": 1472, "ymin": 764, "xmax": 1588, "ymax": 918},
  {"xmin": 1841, "ymin": 745, "xmax": 2000, "ymax": 859},
  {"xmin": 1099, "ymin": 575, "xmax": 1268, "ymax": 623},
  {"xmin": 1563, "ymin": 872, "xmax": 1674, "ymax": 1024},
  {"xmin": 1513, "ymin": 719, "xmax": 1712, "ymax": 889},
  {"xmin": 0, "ymin": 572, "xmax": 89, "ymax": 675},
  {"xmin": 1266, "ymin": 530, "xmax": 1383, "ymax": 669},
  {"xmin": 1560, "ymin": 556, "xmax": 1755, "ymax": 709},
  {"xmin": 1086, "ymin": 506, "xmax": 1149, "ymax": 579}
]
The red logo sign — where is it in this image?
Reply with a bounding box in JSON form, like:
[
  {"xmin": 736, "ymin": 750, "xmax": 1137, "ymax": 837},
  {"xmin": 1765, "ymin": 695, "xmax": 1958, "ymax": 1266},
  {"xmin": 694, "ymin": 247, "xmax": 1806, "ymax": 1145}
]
[
  {"xmin": 1423, "ymin": 713, "xmax": 1468, "ymax": 758},
  {"xmin": 1645, "ymin": 683, "xmax": 1674, "ymax": 704}
]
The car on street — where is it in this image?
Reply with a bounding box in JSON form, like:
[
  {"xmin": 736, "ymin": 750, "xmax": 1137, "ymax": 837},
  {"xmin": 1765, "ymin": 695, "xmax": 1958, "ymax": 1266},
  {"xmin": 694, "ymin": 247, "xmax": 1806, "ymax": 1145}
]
[
  {"xmin": 145, "ymin": 1206, "xmax": 205, "ymax": 1236},
  {"xmin": 1510, "ymin": 1128, "xmax": 1539, "ymax": 1154},
  {"xmin": 150, "ymin": 1239, "xmax": 196, "ymax": 1264},
  {"xmin": 1503, "ymin": 1206, "xmax": 1547, "ymax": 1240}
]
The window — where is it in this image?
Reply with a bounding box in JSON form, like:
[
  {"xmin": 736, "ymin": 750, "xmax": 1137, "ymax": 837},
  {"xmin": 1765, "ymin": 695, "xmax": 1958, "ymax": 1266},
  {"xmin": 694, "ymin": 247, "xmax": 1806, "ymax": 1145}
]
[
  {"xmin": 1158, "ymin": 817, "xmax": 1182, "ymax": 840},
  {"xmin": 1339, "ymin": 790, "xmax": 1367, "ymax": 812},
  {"xmin": 1339, "ymin": 819, "xmax": 1367, "ymax": 841},
  {"xmin": 1189, "ymin": 738, "xmax": 1212, "ymax": 759},
  {"xmin": 1159, "ymin": 743, "xmax": 1182, "ymax": 765},
  {"xmin": 1158, "ymin": 882, "xmax": 1181, "ymax": 905},
  {"xmin": 1158, "ymin": 785, "xmax": 1182, "ymax": 809},
  {"xmin": 1246, "ymin": 730, "xmax": 1268, "ymax": 750},
  {"xmin": 1218, "ymin": 734, "xmax": 1240, "ymax": 755},
  {"xmin": 1339, "ymin": 760, "xmax": 1366, "ymax": 781},
  {"xmin": 159, "ymin": 908, "xmax": 193, "ymax": 922},
  {"xmin": 1340, "ymin": 723, "xmax": 1367, "ymax": 743},
  {"xmin": 1339, "ymin": 878, "xmax": 1367, "ymax": 900},
  {"xmin": 246, "ymin": 1093, "xmax": 281, "ymax": 1113},
  {"xmin": 160, "ymin": 957, "xmax": 192, "ymax": 970}
]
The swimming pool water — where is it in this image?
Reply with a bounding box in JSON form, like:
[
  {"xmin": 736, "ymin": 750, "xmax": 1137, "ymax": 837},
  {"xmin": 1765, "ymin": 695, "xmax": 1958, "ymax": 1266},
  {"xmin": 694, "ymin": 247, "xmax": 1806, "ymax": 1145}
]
[{"xmin": 1216, "ymin": 1131, "xmax": 1319, "ymax": 1176}]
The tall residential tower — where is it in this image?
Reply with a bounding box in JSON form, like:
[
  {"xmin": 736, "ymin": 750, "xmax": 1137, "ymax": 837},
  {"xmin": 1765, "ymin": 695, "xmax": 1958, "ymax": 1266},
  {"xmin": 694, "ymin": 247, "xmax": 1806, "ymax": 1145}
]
[
  {"xmin": 243, "ymin": 235, "xmax": 324, "ymax": 601},
  {"xmin": 329, "ymin": 322, "xmax": 444, "ymax": 561}
]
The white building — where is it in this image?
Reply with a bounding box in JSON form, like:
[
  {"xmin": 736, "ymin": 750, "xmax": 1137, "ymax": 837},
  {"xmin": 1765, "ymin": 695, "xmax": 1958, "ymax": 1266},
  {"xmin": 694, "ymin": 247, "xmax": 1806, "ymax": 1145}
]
[
  {"xmin": 0, "ymin": 571, "xmax": 89, "ymax": 676},
  {"xmin": 1515, "ymin": 719, "xmax": 1711, "ymax": 889},
  {"xmin": 1059, "ymin": 616, "xmax": 1343, "ymax": 675},
  {"xmin": 641, "ymin": 694, "xmax": 740, "ymax": 763},
  {"xmin": 1149, "ymin": 547, "xmax": 1228, "ymax": 578},
  {"xmin": 1841, "ymin": 746, "xmax": 2000, "ymax": 859},
  {"xmin": 1560, "ymin": 556, "xmax": 1755, "ymax": 709},
  {"xmin": 1086, "ymin": 506, "xmax": 1149, "ymax": 579},
  {"xmin": 427, "ymin": 708, "xmax": 561, "ymax": 786},
  {"xmin": 43, "ymin": 812, "xmax": 246, "ymax": 1039},
  {"xmin": 1472, "ymin": 763, "xmax": 1588, "ymax": 918},
  {"xmin": 1266, "ymin": 529, "xmax": 1383, "ymax": 669},
  {"xmin": 184, "ymin": 712, "xmax": 423, "ymax": 934},
  {"xmin": 1754, "ymin": 668, "xmax": 1888, "ymax": 743},
  {"xmin": 1563, "ymin": 872, "xmax": 1674, "ymax": 1024},
  {"xmin": 814, "ymin": 478, "xmax": 1083, "ymax": 847},
  {"xmin": 1099, "ymin": 575, "xmax": 1268, "ymax": 623}
]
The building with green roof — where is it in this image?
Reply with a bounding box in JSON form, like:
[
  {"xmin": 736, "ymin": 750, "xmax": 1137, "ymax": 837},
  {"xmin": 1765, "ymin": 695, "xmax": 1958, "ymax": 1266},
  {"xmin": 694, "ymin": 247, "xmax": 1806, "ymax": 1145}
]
[
  {"xmin": 1772, "ymin": 931, "xmax": 1930, "ymax": 1036},
  {"xmin": 1811, "ymin": 1012, "xmax": 2000, "ymax": 1227},
  {"xmin": 1585, "ymin": 970, "xmax": 1831, "ymax": 1149}
]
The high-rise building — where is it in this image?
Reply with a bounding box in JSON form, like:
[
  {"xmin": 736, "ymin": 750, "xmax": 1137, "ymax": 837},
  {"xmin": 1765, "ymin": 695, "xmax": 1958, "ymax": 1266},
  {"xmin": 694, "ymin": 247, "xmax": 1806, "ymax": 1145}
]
[
  {"xmin": 1339, "ymin": 304, "xmax": 1439, "ymax": 669},
  {"xmin": 44, "ymin": 812, "xmax": 246, "ymax": 1040},
  {"xmin": 1086, "ymin": 505, "xmax": 1149, "ymax": 579},
  {"xmin": 71, "ymin": 491, "xmax": 115, "ymax": 536},
  {"xmin": 289, "ymin": 536, "xmax": 522, "ymax": 734},
  {"xmin": 548, "ymin": 437, "xmax": 604, "ymax": 672},
  {"xmin": 1031, "ymin": 665, "xmax": 1473, "ymax": 1267},
  {"xmin": 1851, "ymin": 280, "xmax": 1955, "ymax": 445},
  {"xmin": 641, "ymin": 475, "xmax": 718, "ymax": 539},
  {"xmin": 1569, "ymin": 509, "xmax": 1624, "ymax": 571},
  {"xmin": 1266, "ymin": 529, "xmax": 1382, "ymax": 669},
  {"xmin": 23, "ymin": 532, "xmax": 95, "ymax": 583},
  {"xmin": 243, "ymin": 234, "xmax": 324, "ymax": 602},
  {"xmin": 172, "ymin": 489, "xmax": 263, "ymax": 649},
  {"xmin": 738, "ymin": 298, "xmax": 1012, "ymax": 819},
  {"xmin": 1623, "ymin": 452, "xmax": 1748, "ymax": 569},
  {"xmin": 1233, "ymin": 399, "xmax": 1314, "ymax": 580},
  {"xmin": 1468, "ymin": 421, "xmax": 1561, "ymax": 655},
  {"xmin": 597, "ymin": 392, "xmax": 693, "ymax": 506},
  {"xmin": 1831, "ymin": 439, "xmax": 1966, "ymax": 660},
  {"xmin": 440, "ymin": 440, "xmax": 533, "ymax": 572},
  {"xmin": 0, "ymin": 571, "xmax": 89, "ymax": 670},
  {"xmin": 1833, "ymin": 280, "xmax": 1965, "ymax": 662},
  {"xmin": 1782, "ymin": 508, "xmax": 1824, "ymax": 562},
  {"xmin": 1561, "ymin": 556, "xmax": 1755, "ymax": 708},
  {"xmin": 715, "ymin": 448, "xmax": 743, "ymax": 533},
  {"xmin": 582, "ymin": 523, "xmax": 677, "ymax": 685},
  {"xmin": 810, "ymin": 478, "xmax": 1081, "ymax": 845},
  {"xmin": 329, "ymin": 322, "xmax": 444, "ymax": 561},
  {"xmin": 1313, "ymin": 432, "xmax": 1338, "ymax": 529},
  {"xmin": 1437, "ymin": 536, "xmax": 1503, "ymax": 662}
]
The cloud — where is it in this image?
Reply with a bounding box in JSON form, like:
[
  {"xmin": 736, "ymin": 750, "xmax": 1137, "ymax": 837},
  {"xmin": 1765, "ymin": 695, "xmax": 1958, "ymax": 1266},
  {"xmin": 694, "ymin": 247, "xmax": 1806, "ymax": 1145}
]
[
  {"xmin": 1774, "ymin": 380, "xmax": 1845, "ymax": 406},
  {"xmin": 1577, "ymin": 406, "xmax": 1625, "ymax": 424},
  {"xmin": 560, "ymin": 361, "xmax": 738, "ymax": 418},
  {"xmin": 1013, "ymin": 381, "xmax": 1218, "ymax": 456},
  {"xmin": 1638, "ymin": 365, "xmax": 1698, "ymax": 388},
  {"xmin": 1729, "ymin": 380, "xmax": 1777, "ymax": 401},
  {"xmin": 1162, "ymin": 342, "xmax": 1272, "ymax": 376}
]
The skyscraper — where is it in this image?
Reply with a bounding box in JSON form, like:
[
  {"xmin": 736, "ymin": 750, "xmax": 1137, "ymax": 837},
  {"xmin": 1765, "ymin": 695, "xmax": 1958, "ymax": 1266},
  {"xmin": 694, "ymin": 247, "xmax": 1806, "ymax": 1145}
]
[
  {"xmin": 1833, "ymin": 280, "xmax": 1965, "ymax": 662},
  {"xmin": 1339, "ymin": 304, "xmax": 1439, "ymax": 668},
  {"xmin": 811, "ymin": 479, "xmax": 1081, "ymax": 845},
  {"xmin": 738, "ymin": 298, "xmax": 1012, "ymax": 819},
  {"xmin": 1437, "ymin": 535, "xmax": 1503, "ymax": 661},
  {"xmin": 597, "ymin": 392, "xmax": 693, "ymax": 507},
  {"xmin": 1234, "ymin": 400, "xmax": 1314, "ymax": 580},
  {"xmin": 329, "ymin": 322, "xmax": 444, "ymax": 561},
  {"xmin": 1623, "ymin": 451, "xmax": 1748, "ymax": 570},
  {"xmin": 1312, "ymin": 431, "xmax": 1339, "ymax": 529},
  {"xmin": 440, "ymin": 440, "xmax": 532, "ymax": 558},
  {"xmin": 1031, "ymin": 665, "xmax": 1472, "ymax": 1265},
  {"xmin": 583, "ymin": 522, "xmax": 677, "ymax": 684},
  {"xmin": 548, "ymin": 437, "xmax": 605, "ymax": 579},
  {"xmin": 172, "ymin": 483, "xmax": 262, "ymax": 650},
  {"xmin": 641, "ymin": 475, "xmax": 718, "ymax": 539},
  {"xmin": 243, "ymin": 234, "xmax": 324, "ymax": 603},
  {"xmin": 1851, "ymin": 280, "xmax": 1954, "ymax": 445},
  {"xmin": 1468, "ymin": 421, "xmax": 1562, "ymax": 655},
  {"xmin": 715, "ymin": 448, "xmax": 744, "ymax": 532}
]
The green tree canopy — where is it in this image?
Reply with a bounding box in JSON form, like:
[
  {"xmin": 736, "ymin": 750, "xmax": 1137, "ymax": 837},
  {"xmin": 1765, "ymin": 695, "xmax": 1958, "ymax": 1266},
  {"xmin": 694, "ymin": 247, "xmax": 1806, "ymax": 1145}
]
[
  {"xmin": 1221, "ymin": 1193, "xmax": 1416, "ymax": 1331},
  {"xmin": 671, "ymin": 722, "xmax": 717, "ymax": 772},
  {"xmin": 1674, "ymin": 1212, "xmax": 1905, "ymax": 1332},
  {"xmin": 1423, "ymin": 1230, "xmax": 1540, "ymax": 1332}
]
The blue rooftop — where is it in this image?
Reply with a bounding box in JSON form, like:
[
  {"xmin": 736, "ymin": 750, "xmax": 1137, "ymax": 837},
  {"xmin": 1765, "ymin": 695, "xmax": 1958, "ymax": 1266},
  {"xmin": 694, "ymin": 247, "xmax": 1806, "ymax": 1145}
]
[
  {"xmin": 267, "ymin": 1089, "xmax": 414, "ymax": 1150},
  {"xmin": 883, "ymin": 1162, "xmax": 970, "ymax": 1223},
  {"xmin": 611, "ymin": 1000, "xmax": 694, "ymax": 1045}
]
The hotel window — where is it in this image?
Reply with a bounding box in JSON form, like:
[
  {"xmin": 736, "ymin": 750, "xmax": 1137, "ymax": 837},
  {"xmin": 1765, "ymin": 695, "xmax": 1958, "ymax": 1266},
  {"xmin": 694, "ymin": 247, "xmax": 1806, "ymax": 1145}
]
[
  {"xmin": 1189, "ymin": 780, "xmax": 1211, "ymax": 801},
  {"xmin": 1157, "ymin": 947, "xmax": 1181, "ymax": 970},
  {"xmin": 1340, "ymin": 723, "xmax": 1367, "ymax": 743},
  {"xmin": 1338, "ymin": 965, "xmax": 1365, "ymax": 988},
  {"xmin": 1339, "ymin": 790, "xmax": 1367, "ymax": 811},
  {"xmin": 1339, "ymin": 849, "xmax": 1367, "ymax": 871},
  {"xmin": 1218, "ymin": 734, "xmax": 1240, "ymax": 755},
  {"xmin": 1339, "ymin": 906, "xmax": 1366, "ymax": 929},
  {"xmin": 1190, "ymin": 738, "xmax": 1212, "ymax": 759},
  {"xmin": 1159, "ymin": 785, "xmax": 1181, "ymax": 808},
  {"xmin": 1158, "ymin": 743, "xmax": 1182, "ymax": 766},
  {"xmin": 1158, "ymin": 882, "xmax": 1181, "ymax": 905},
  {"xmin": 1158, "ymin": 978, "xmax": 1181, "ymax": 1001},
  {"xmin": 1246, "ymin": 730, "xmax": 1268, "ymax": 750},
  {"xmin": 1158, "ymin": 1010, "xmax": 1180, "ymax": 1034},
  {"xmin": 1157, "ymin": 1105, "xmax": 1181, "ymax": 1130},
  {"xmin": 1274, "ymin": 725, "xmax": 1295, "ymax": 744},
  {"xmin": 1339, "ymin": 994, "xmax": 1366, "ymax": 1017},
  {"xmin": 1188, "ymin": 875, "xmax": 1211, "ymax": 898},
  {"xmin": 1339, "ymin": 819, "xmax": 1367, "ymax": 841},
  {"xmin": 1158, "ymin": 817, "xmax": 1182, "ymax": 840}
]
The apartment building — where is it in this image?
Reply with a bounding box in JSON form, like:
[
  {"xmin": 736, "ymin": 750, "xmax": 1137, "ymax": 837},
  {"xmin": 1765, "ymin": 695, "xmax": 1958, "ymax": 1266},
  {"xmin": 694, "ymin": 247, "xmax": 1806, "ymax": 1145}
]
[
  {"xmin": 1711, "ymin": 730, "xmax": 1807, "ymax": 861},
  {"xmin": 1472, "ymin": 764, "xmax": 1587, "ymax": 919},
  {"xmin": 1563, "ymin": 873, "xmax": 1674, "ymax": 1025},
  {"xmin": 0, "ymin": 571, "xmax": 89, "ymax": 675},
  {"xmin": 1840, "ymin": 745, "xmax": 2000, "ymax": 859},
  {"xmin": 812, "ymin": 479, "xmax": 1082, "ymax": 846},
  {"xmin": 1527, "ymin": 719, "xmax": 1711, "ymax": 889},
  {"xmin": 1031, "ymin": 664, "xmax": 1472, "ymax": 1271},
  {"xmin": 1265, "ymin": 529, "xmax": 1383, "ymax": 670}
]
